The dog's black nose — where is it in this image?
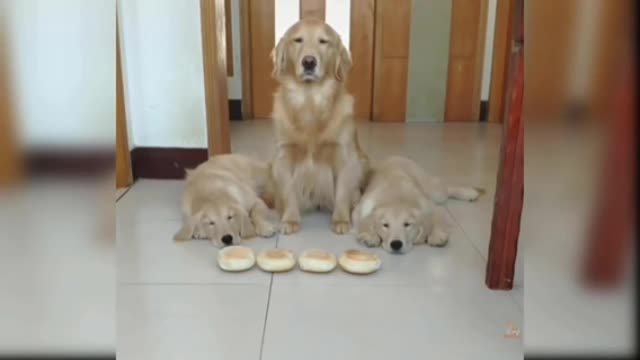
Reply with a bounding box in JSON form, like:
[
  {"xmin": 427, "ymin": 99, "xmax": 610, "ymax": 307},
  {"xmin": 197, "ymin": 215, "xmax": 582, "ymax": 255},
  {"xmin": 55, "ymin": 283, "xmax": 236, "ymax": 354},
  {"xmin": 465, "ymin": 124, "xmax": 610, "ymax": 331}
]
[
  {"xmin": 390, "ymin": 240, "xmax": 403, "ymax": 251},
  {"xmin": 221, "ymin": 234, "xmax": 233, "ymax": 245},
  {"xmin": 302, "ymin": 56, "xmax": 317, "ymax": 71}
]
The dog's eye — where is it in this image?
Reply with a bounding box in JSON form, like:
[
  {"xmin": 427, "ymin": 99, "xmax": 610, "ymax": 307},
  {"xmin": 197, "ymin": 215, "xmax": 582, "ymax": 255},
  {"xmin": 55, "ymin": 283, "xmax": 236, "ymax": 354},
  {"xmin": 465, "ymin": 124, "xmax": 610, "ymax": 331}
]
[
  {"xmin": 319, "ymin": 38, "xmax": 329, "ymax": 44},
  {"xmin": 227, "ymin": 215, "xmax": 233, "ymax": 220},
  {"xmin": 404, "ymin": 222, "xmax": 411, "ymax": 227},
  {"xmin": 293, "ymin": 37, "xmax": 303, "ymax": 43},
  {"xmin": 208, "ymin": 221, "xmax": 215, "ymax": 226},
  {"xmin": 382, "ymin": 223, "xmax": 389, "ymax": 228}
]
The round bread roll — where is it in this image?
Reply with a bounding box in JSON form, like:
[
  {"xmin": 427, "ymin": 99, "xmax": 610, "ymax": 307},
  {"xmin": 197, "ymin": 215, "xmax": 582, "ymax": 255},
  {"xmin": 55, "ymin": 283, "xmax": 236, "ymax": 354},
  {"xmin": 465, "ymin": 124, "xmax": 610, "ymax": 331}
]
[
  {"xmin": 298, "ymin": 249, "xmax": 337, "ymax": 273},
  {"xmin": 217, "ymin": 246, "xmax": 255, "ymax": 272},
  {"xmin": 256, "ymin": 249, "xmax": 296, "ymax": 272},
  {"xmin": 339, "ymin": 249, "xmax": 381, "ymax": 274}
]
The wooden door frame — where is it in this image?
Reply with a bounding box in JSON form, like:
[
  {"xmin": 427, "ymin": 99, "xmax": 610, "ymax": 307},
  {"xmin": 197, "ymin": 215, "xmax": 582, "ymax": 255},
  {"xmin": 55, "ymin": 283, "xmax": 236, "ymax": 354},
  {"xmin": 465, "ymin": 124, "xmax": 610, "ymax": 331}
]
[
  {"xmin": 239, "ymin": 0, "xmax": 253, "ymax": 119},
  {"xmin": 200, "ymin": 0, "xmax": 231, "ymax": 155},
  {"xmin": 0, "ymin": 81, "xmax": 21, "ymax": 186},
  {"xmin": 224, "ymin": 0, "xmax": 234, "ymax": 76},
  {"xmin": 0, "ymin": 8, "xmax": 22, "ymax": 188},
  {"xmin": 300, "ymin": 0, "xmax": 325, "ymax": 19},
  {"xmin": 116, "ymin": 10, "xmax": 133, "ymax": 188},
  {"xmin": 487, "ymin": 0, "xmax": 514, "ymax": 123},
  {"xmin": 348, "ymin": 0, "xmax": 375, "ymax": 121}
]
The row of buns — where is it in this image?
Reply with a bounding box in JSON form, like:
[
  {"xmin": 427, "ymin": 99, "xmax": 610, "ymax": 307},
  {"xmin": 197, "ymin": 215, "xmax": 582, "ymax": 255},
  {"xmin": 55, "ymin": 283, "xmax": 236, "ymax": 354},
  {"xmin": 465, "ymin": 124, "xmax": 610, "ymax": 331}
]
[{"xmin": 218, "ymin": 246, "xmax": 381, "ymax": 275}]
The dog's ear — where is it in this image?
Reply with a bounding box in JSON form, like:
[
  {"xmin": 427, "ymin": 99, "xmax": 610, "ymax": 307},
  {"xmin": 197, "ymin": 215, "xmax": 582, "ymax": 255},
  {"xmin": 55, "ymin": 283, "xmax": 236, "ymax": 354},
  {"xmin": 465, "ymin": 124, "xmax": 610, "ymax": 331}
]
[
  {"xmin": 233, "ymin": 205, "xmax": 256, "ymax": 239},
  {"xmin": 412, "ymin": 209, "xmax": 433, "ymax": 245},
  {"xmin": 355, "ymin": 208, "xmax": 381, "ymax": 247},
  {"xmin": 175, "ymin": 208, "xmax": 208, "ymax": 241},
  {"xmin": 334, "ymin": 42, "xmax": 352, "ymax": 82},
  {"xmin": 271, "ymin": 36, "xmax": 287, "ymax": 79}
]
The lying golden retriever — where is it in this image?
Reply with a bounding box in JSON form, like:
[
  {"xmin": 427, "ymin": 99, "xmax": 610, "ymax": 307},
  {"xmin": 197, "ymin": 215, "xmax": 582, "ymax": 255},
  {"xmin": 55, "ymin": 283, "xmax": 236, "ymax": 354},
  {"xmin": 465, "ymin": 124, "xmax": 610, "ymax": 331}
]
[
  {"xmin": 174, "ymin": 154, "xmax": 276, "ymax": 247},
  {"xmin": 270, "ymin": 19, "xmax": 368, "ymax": 235},
  {"xmin": 352, "ymin": 156, "xmax": 482, "ymax": 253}
]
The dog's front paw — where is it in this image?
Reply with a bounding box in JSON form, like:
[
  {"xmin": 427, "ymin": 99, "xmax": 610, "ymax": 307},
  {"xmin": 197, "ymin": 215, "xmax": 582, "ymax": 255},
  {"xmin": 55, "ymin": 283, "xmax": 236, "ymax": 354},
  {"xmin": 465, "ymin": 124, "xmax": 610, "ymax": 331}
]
[
  {"xmin": 427, "ymin": 229, "xmax": 449, "ymax": 247},
  {"xmin": 357, "ymin": 232, "xmax": 381, "ymax": 247},
  {"xmin": 281, "ymin": 221, "xmax": 300, "ymax": 235},
  {"xmin": 174, "ymin": 235, "xmax": 191, "ymax": 242},
  {"xmin": 331, "ymin": 220, "xmax": 351, "ymax": 235},
  {"xmin": 255, "ymin": 221, "xmax": 277, "ymax": 238},
  {"xmin": 174, "ymin": 225, "xmax": 194, "ymax": 242},
  {"xmin": 462, "ymin": 187, "xmax": 485, "ymax": 201}
]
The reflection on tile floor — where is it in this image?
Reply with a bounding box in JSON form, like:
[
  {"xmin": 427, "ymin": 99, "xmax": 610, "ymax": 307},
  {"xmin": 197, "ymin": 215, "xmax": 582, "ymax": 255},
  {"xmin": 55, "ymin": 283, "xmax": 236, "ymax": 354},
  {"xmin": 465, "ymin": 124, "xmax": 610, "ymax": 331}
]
[{"xmin": 117, "ymin": 121, "xmax": 524, "ymax": 359}]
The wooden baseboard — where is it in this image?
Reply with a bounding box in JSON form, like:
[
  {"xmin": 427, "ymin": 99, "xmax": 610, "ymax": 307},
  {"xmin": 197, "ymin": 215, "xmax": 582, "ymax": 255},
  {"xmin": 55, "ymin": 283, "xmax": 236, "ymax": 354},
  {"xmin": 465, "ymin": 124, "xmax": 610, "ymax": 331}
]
[
  {"xmin": 229, "ymin": 99, "xmax": 243, "ymax": 120},
  {"xmin": 479, "ymin": 100, "xmax": 488, "ymax": 122},
  {"xmin": 130, "ymin": 147, "xmax": 208, "ymax": 180},
  {"xmin": 26, "ymin": 148, "xmax": 113, "ymax": 177}
]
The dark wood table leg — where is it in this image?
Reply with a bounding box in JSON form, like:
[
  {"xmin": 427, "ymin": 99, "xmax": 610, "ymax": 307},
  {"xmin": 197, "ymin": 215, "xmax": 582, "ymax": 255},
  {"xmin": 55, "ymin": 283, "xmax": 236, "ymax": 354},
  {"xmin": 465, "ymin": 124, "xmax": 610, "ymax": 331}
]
[
  {"xmin": 485, "ymin": 43, "xmax": 524, "ymax": 290},
  {"xmin": 583, "ymin": 58, "xmax": 635, "ymax": 288}
]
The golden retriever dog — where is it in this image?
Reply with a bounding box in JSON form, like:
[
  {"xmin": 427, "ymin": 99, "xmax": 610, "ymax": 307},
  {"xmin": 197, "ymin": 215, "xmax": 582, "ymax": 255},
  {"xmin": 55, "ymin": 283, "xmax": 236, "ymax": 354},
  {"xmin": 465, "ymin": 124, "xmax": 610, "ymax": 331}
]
[
  {"xmin": 174, "ymin": 154, "xmax": 276, "ymax": 247},
  {"xmin": 352, "ymin": 156, "xmax": 482, "ymax": 254},
  {"xmin": 270, "ymin": 19, "xmax": 368, "ymax": 235}
]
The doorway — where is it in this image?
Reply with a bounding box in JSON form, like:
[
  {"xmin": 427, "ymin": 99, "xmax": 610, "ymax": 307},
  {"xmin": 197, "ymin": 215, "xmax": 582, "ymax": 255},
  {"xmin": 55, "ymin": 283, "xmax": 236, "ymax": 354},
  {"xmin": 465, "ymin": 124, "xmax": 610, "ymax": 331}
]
[{"xmin": 242, "ymin": 0, "xmax": 491, "ymax": 123}]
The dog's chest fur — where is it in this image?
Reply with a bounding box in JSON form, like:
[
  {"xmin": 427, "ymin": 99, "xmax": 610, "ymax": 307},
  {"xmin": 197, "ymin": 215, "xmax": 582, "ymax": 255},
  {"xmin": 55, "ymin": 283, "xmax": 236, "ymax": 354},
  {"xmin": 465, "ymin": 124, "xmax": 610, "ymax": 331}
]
[{"xmin": 285, "ymin": 81, "xmax": 336, "ymax": 126}]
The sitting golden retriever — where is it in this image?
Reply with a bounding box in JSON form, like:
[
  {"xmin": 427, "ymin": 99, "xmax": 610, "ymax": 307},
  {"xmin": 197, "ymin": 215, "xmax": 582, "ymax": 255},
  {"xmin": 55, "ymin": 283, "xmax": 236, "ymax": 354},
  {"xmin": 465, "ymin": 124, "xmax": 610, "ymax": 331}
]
[
  {"xmin": 270, "ymin": 19, "xmax": 368, "ymax": 235},
  {"xmin": 174, "ymin": 154, "xmax": 276, "ymax": 247},
  {"xmin": 352, "ymin": 156, "xmax": 482, "ymax": 253}
]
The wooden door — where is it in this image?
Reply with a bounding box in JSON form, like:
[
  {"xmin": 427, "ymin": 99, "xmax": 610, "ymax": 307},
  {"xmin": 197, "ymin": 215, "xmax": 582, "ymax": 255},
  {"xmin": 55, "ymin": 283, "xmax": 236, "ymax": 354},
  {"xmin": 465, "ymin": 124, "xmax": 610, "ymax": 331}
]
[
  {"xmin": 245, "ymin": 0, "xmax": 375, "ymax": 120},
  {"xmin": 371, "ymin": 0, "xmax": 412, "ymax": 122},
  {"xmin": 116, "ymin": 12, "xmax": 132, "ymax": 188},
  {"xmin": 445, "ymin": 0, "xmax": 489, "ymax": 122},
  {"xmin": 247, "ymin": 0, "xmax": 276, "ymax": 119},
  {"xmin": 200, "ymin": 0, "xmax": 231, "ymax": 155}
]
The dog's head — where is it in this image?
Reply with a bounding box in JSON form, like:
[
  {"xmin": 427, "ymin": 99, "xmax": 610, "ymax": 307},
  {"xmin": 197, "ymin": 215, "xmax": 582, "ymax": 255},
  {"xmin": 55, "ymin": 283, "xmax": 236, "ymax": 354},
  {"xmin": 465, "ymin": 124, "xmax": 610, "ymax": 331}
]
[
  {"xmin": 271, "ymin": 19, "xmax": 351, "ymax": 83},
  {"xmin": 365, "ymin": 205, "xmax": 432, "ymax": 254},
  {"xmin": 174, "ymin": 198, "xmax": 254, "ymax": 248}
]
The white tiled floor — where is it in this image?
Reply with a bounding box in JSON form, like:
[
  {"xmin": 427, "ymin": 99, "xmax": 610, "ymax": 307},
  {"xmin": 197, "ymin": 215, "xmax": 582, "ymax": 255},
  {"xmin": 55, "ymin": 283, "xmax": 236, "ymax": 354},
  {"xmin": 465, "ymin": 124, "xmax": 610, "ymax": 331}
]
[{"xmin": 116, "ymin": 121, "xmax": 524, "ymax": 359}]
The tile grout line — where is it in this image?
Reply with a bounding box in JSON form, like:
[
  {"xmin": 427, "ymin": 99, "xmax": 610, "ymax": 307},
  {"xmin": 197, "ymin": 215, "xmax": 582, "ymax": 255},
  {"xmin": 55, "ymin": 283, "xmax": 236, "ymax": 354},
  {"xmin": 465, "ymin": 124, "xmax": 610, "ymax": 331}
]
[
  {"xmin": 258, "ymin": 272, "xmax": 274, "ymax": 359},
  {"xmin": 258, "ymin": 224, "xmax": 279, "ymax": 359},
  {"xmin": 445, "ymin": 204, "xmax": 524, "ymax": 312},
  {"xmin": 444, "ymin": 204, "xmax": 488, "ymax": 263},
  {"xmin": 116, "ymin": 184, "xmax": 133, "ymax": 202},
  {"xmin": 118, "ymin": 282, "xmax": 271, "ymax": 286}
]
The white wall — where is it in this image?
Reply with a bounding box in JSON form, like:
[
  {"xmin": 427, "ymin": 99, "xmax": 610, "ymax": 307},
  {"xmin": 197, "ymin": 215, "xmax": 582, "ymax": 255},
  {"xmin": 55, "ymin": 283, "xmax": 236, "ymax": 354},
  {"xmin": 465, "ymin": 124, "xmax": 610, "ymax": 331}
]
[
  {"xmin": 119, "ymin": 0, "xmax": 242, "ymax": 149},
  {"xmin": 275, "ymin": 0, "xmax": 350, "ymax": 49},
  {"xmin": 3, "ymin": 0, "xmax": 115, "ymax": 148},
  {"xmin": 481, "ymin": 0, "xmax": 497, "ymax": 101},
  {"xmin": 118, "ymin": 0, "xmax": 207, "ymax": 148}
]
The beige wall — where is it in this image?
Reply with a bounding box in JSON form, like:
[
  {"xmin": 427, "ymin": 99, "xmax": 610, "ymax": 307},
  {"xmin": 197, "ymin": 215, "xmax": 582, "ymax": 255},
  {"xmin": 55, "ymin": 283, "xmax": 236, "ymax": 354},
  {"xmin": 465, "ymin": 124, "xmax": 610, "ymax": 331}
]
[
  {"xmin": 407, "ymin": 0, "xmax": 498, "ymax": 122},
  {"xmin": 406, "ymin": 0, "xmax": 452, "ymax": 122}
]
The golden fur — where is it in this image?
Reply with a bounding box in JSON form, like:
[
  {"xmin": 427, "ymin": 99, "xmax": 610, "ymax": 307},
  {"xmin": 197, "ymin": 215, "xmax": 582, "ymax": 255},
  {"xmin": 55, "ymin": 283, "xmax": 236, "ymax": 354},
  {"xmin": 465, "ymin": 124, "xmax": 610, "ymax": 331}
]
[
  {"xmin": 174, "ymin": 154, "xmax": 276, "ymax": 247},
  {"xmin": 352, "ymin": 156, "xmax": 482, "ymax": 253},
  {"xmin": 270, "ymin": 19, "xmax": 368, "ymax": 235}
]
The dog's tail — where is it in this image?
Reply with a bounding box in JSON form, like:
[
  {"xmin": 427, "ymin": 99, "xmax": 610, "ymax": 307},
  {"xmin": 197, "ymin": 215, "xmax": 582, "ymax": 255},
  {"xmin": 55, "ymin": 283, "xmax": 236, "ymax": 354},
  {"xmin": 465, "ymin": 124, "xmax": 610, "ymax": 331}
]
[
  {"xmin": 446, "ymin": 186, "xmax": 485, "ymax": 201},
  {"xmin": 429, "ymin": 185, "xmax": 485, "ymax": 205}
]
